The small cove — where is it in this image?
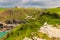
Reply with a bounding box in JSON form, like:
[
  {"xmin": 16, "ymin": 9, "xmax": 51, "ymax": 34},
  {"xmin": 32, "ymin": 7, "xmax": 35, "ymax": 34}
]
[{"xmin": 0, "ymin": 31, "xmax": 8, "ymax": 38}]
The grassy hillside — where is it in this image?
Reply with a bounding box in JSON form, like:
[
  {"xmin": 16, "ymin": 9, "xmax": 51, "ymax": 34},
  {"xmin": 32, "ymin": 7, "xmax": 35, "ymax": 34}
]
[
  {"xmin": 0, "ymin": 7, "xmax": 60, "ymax": 40},
  {"xmin": 5, "ymin": 13, "xmax": 60, "ymax": 40},
  {"xmin": 0, "ymin": 8, "xmax": 41, "ymax": 22},
  {"xmin": 45, "ymin": 7, "xmax": 60, "ymax": 14}
]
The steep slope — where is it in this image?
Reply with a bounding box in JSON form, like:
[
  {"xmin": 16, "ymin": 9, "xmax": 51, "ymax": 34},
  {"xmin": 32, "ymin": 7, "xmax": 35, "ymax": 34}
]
[
  {"xmin": 0, "ymin": 8, "xmax": 41, "ymax": 22},
  {"xmin": 4, "ymin": 8, "xmax": 60, "ymax": 40},
  {"xmin": 0, "ymin": 7, "xmax": 60, "ymax": 40}
]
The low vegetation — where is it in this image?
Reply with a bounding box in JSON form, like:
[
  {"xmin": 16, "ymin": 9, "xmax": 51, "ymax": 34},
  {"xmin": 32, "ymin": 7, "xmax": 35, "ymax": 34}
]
[{"xmin": 0, "ymin": 7, "xmax": 60, "ymax": 40}]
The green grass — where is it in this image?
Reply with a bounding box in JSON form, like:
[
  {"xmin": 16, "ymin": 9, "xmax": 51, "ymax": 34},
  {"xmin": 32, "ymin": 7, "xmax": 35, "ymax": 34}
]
[
  {"xmin": 6, "ymin": 14, "xmax": 60, "ymax": 40},
  {"xmin": 39, "ymin": 14, "xmax": 60, "ymax": 25},
  {"xmin": 0, "ymin": 8, "xmax": 6, "ymax": 12},
  {"xmin": 45, "ymin": 7, "xmax": 60, "ymax": 13},
  {"xmin": 6, "ymin": 23, "xmax": 40, "ymax": 40},
  {"xmin": 0, "ymin": 7, "xmax": 60, "ymax": 40}
]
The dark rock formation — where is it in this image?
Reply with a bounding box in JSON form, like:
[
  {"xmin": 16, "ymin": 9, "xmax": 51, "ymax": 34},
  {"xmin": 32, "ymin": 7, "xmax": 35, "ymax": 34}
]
[
  {"xmin": 5, "ymin": 20, "xmax": 13, "ymax": 24},
  {"xmin": 0, "ymin": 24, "xmax": 3, "ymax": 29}
]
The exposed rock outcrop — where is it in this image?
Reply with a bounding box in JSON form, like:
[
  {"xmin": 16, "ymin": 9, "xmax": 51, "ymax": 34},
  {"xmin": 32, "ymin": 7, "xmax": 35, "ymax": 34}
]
[{"xmin": 39, "ymin": 22, "xmax": 60, "ymax": 38}]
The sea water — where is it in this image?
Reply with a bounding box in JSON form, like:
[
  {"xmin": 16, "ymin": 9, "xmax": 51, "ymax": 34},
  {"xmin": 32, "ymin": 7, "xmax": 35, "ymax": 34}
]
[{"xmin": 0, "ymin": 31, "xmax": 8, "ymax": 38}]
